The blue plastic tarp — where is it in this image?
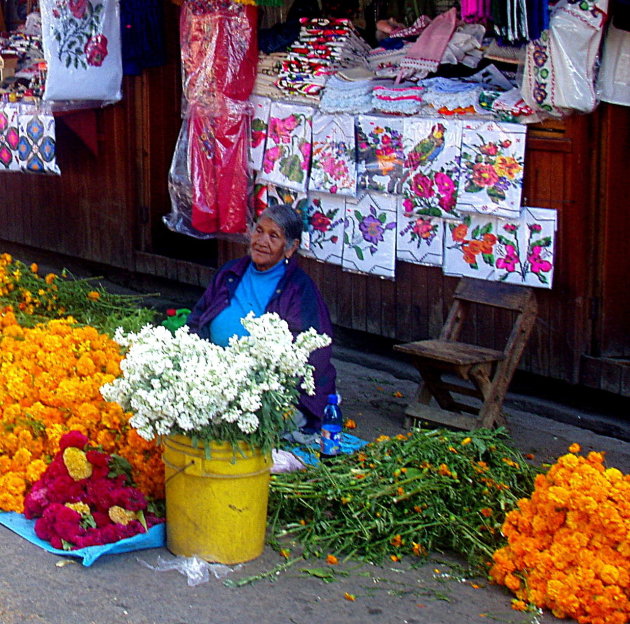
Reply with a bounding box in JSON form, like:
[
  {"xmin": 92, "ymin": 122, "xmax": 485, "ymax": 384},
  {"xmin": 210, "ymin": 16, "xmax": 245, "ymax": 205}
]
[{"xmin": 0, "ymin": 511, "xmax": 165, "ymax": 566}]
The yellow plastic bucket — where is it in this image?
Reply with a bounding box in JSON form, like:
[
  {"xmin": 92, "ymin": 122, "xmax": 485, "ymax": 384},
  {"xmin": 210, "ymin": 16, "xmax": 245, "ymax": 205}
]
[{"xmin": 162, "ymin": 434, "xmax": 272, "ymax": 564}]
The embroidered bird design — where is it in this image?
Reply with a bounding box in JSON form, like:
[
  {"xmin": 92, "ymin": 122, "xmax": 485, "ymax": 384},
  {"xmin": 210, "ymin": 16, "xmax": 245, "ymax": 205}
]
[{"xmin": 410, "ymin": 123, "xmax": 446, "ymax": 166}]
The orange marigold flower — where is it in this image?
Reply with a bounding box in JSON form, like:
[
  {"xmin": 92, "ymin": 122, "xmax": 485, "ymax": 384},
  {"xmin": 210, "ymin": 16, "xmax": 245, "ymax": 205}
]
[
  {"xmin": 326, "ymin": 554, "xmax": 338, "ymax": 565},
  {"xmin": 480, "ymin": 508, "xmax": 493, "ymax": 518},
  {"xmin": 344, "ymin": 418, "xmax": 357, "ymax": 429},
  {"xmin": 511, "ymin": 599, "xmax": 527, "ymax": 611},
  {"xmin": 30, "ymin": 263, "xmax": 38, "ymax": 273},
  {"xmin": 86, "ymin": 291, "xmax": 100, "ymax": 301},
  {"xmin": 343, "ymin": 592, "xmax": 356, "ymax": 601},
  {"xmin": 438, "ymin": 463, "xmax": 452, "ymax": 477},
  {"xmin": 461, "ymin": 437, "xmax": 472, "ymax": 445},
  {"xmin": 279, "ymin": 549, "xmax": 290, "ymax": 559},
  {"xmin": 568, "ymin": 443, "xmax": 581, "ymax": 454},
  {"xmin": 390, "ymin": 534, "xmax": 403, "ymax": 547},
  {"xmin": 390, "ymin": 555, "xmax": 400, "ymax": 562}
]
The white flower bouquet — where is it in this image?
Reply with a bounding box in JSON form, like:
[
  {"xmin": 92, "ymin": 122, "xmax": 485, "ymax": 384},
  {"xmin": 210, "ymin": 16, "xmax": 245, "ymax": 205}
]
[{"xmin": 100, "ymin": 312, "xmax": 331, "ymax": 452}]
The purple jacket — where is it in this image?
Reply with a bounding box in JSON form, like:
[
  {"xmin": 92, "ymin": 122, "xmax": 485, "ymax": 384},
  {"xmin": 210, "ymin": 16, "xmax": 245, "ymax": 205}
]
[{"xmin": 186, "ymin": 255, "xmax": 336, "ymax": 430}]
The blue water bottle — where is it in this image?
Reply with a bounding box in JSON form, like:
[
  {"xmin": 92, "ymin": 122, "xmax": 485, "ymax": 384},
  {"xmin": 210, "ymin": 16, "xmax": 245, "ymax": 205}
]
[{"xmin": 320, "ymin": 394, "xmax": 342, "ymax": 461}]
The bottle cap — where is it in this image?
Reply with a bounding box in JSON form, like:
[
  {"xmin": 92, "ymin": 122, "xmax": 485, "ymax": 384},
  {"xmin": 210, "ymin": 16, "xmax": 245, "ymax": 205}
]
[{"xmin": 327, "ymin": 394, "xmax": 338, "ymax": 404}]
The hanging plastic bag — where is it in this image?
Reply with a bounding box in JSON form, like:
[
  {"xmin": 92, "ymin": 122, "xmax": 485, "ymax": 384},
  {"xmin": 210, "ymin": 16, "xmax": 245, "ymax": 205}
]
[
  {"xmin": 521, "ymin": 0, "xmax": 608, "ymax": 117},
  {"xmin": 179, "ymin": 1, "xmax": 258, "ymax": 108}
]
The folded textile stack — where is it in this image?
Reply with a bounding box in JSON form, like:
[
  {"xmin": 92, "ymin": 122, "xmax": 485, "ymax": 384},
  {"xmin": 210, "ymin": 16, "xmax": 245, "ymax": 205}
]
[
  {"xmin": 276, "ymin": 17, "xmax": 371, "ymax": 102},
  {"xmin": 319, "ymin": 73, "xmax": 374, "ymax": 113},
  {"xmin": 371, "ymin": 80, "xmax": 425, "ymax": 114},
  {"xmin": 367, "ymin": 42, "xmax": 413, "ymax": 78},
  {"xmin": 419, "ymin": 76, "xmax": 484, "ymax": 114}
]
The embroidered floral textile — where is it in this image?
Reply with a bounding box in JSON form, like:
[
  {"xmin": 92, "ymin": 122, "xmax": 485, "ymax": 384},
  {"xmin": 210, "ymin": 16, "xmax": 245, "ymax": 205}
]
[
  {"xmin": 397, "ymin": 200, "xmax": 444, "ymax": 267},
  {"xmin": 495, "ymin": 207, "xmax": 556, "ymax": 288},
  {"xmin": 40, "ymin": 0, "xmax": 122, "ymax": 102},
  {"xmin": 249, "ymin": 95, "xmax": 272, "ymax": 171},
  {"xmin": 259, "ymin": 101, "xmax": 314, "ymax": 192},
  {"xmin": 443, "ymin": 214, "xmax": 498, "ymax": 280},
  {"xmin": 455, "ymin": 121, "xmax": 526, "ymax": 218},
  {"xmin": 356, "ymin": 115, "xmax": 405, "ymax": 196},
  {"xmin": 309, "ymin": 113, "xmax": 356, "ymax": 196},
  {"xmin": 342, "ymin": 192, "xmax": 397, "ymax": 279},
  {"xmin": 301, "ymin": 192, "xmax": 345, "ymax": 266},
  {"xmin": 401, "ymin": 117, "xmax": 463, "ymax": 220}
]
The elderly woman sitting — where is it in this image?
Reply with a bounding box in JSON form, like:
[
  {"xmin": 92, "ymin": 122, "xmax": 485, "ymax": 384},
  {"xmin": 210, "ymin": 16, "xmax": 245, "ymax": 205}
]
[{"xmin": 186, "ymin": 204, "xmax": 337, "ymax": 434}]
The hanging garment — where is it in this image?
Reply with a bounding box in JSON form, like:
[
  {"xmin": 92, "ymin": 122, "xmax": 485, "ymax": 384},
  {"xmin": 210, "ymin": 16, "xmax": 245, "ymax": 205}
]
[
  {"xmin": 303, "ymin": 192, "xmax": 346, "ymax": 265},
  {"xmin": 442, "ymin": 213, "xmax": 498, "ymax": 281},
  {"xmin": 398, "ymin": 7, "xmax": 457, "ymax": 80},
  {"xmin": 40, "ymin": 0, "xmax": 122, "ymax": 102},
  {"xmin": 120, "ymin": 0, "xmax": 167, "ymax": 75},
  {"xmin": 597, "ymin": 23, "xmax": 630, "ymax": 106},
  {"xmin": 180, "ymin": 0, "xmax": 258, "ymax": 106},
  {"xmin": 249, "ymin": 95, "xmax": 272, "ymax": 172},
  {"xmin": 356, "ymin": 115, "xmax": 406, "ymax": 195},
  {"xmin": 188, "ymin": 102, "xmax": 252, "ymax": 235},
  {"xmin": 522, "ymin": 0, "xmax": 608, "ymax": 116}
]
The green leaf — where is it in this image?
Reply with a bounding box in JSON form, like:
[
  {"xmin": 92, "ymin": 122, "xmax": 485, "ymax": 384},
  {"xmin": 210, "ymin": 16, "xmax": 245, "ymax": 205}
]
[
  {"xmin": 354, "ymin": 246, "xmax": 365, "ymax": 261},
  {"xmin": 464, "ymin": 181, "xmax": 483, "ymax": 194},
  {"xmin": 301, "ymin": 567, "xmax": 335, "ymax": 582},
  {"xmin": 137, "ymin": 509, "xmax": 148, "ymax": 532},
  {"xmin": 471, "ymin": 226, "xmax": 480, "ymax": 239},
  {"xmin": 537, "ymin": 273, "xmax": 549, "ymax": 284},
  {"xmin": 531, "ymin": 237, "xmax": 551, "ymax": 248},
  {"xmin": 378, "ymin": 213, "xmax": 387, "ymax": 223},
  {"xmin": 480, "ymin": 222, "xmax": 493, "ymax": 235},
  {"xmin": 482, "ymin": 253, "xmax": 495, "ymax": 266},
  {"xmin": 279, "ymin": 155, "xmax": 304, "ymax": 184},
  {"xmin": 61, "ymin": 539, "xmax": 75, "ymax": 551},
  {"xmin": 251, "ymin": 118, "xmax": 267, "ymax": 132},
  {"xmin": 498, "ymin": 235, "xmax": 512, "ymax": 246},
  {"xmin": 487, "ymin": 186, "xmax": 506, "ymax": 204},
  {"xmin": 354, "ymin": 210, "xmax": 363, "ymax": 222}
]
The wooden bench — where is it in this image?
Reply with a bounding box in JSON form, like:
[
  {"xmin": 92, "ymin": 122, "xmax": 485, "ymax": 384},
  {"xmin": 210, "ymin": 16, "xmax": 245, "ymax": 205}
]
[{"xmin": 394, "ymin": 278, "xmax": 537, "ymax": 430}]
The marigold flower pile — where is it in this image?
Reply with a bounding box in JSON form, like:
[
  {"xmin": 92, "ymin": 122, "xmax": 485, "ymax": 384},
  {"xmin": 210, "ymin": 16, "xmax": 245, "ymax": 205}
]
[
  {"xmin": 0, "ymin": 309, "xmax": 164, "ymax": 513},
  {"xmin": 0, "ymin": 253, "xmax": 155, "ymax": 335},
  {"xmin": 24, "ymin": 430, "xmax": 164, "ymax": 550},
  {"xmin": 490, "ymin": 445, "xmax": 629, "ymax": 624}
]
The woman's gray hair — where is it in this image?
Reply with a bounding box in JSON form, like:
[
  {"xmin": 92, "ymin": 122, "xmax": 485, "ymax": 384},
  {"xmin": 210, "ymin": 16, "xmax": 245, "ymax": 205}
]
[{"xmin": 256, "ymin": 204, "xmax": 302, "ymax": 250}]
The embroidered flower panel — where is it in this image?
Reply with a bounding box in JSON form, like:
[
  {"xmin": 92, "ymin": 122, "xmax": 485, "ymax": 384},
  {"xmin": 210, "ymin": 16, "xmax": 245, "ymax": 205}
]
[
  {"xmin": 455, "ymin": 121, "xmax": 526, "ymax": 219},
  {"xmin": 41, "ymin": 0, "xmax": 122, "ymax": 102},
  {"xmin": 401, "ymin": 117, "xmax": 463, "ymax": 219},
  {"xmin": 309, "ymin": 113, "xmax": 357, "ymax": 196},
  {"xmin": 342, "ymin": 192, "xmax": 397, "ymax": 279}
]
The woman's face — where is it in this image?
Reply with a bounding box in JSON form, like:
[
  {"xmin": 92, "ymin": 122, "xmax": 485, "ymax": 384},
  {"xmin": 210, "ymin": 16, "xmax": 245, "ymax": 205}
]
[{"xmin": 250, "ymin": 217, "xmax": 298, "ymax": 271}]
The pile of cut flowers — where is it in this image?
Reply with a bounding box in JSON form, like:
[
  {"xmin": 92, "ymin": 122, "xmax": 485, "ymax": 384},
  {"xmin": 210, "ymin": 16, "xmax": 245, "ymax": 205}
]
[
  {"xmin": 490, "ymin": 444, "xmax": 629, "ymax": 624},
  {"xmin": 25, "ymin": 430, "xmax": 164, "ymax": 550},
  {"xmin": 0, "ymin": 297, "xmax": 163, "ymax": 514},
  {"xmin": 0, "ymin": 253, "xmax": 156, "ymax": 335},
  {"xmin": 268, "ymin": 427, "xmax": 538, "ymax": 571}
]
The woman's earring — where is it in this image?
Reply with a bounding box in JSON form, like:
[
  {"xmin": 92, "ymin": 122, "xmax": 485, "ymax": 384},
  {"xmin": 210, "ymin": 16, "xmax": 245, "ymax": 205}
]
[{"xmin": 284, "ymin": 257, "xmax": 289, "ymax": 265}]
